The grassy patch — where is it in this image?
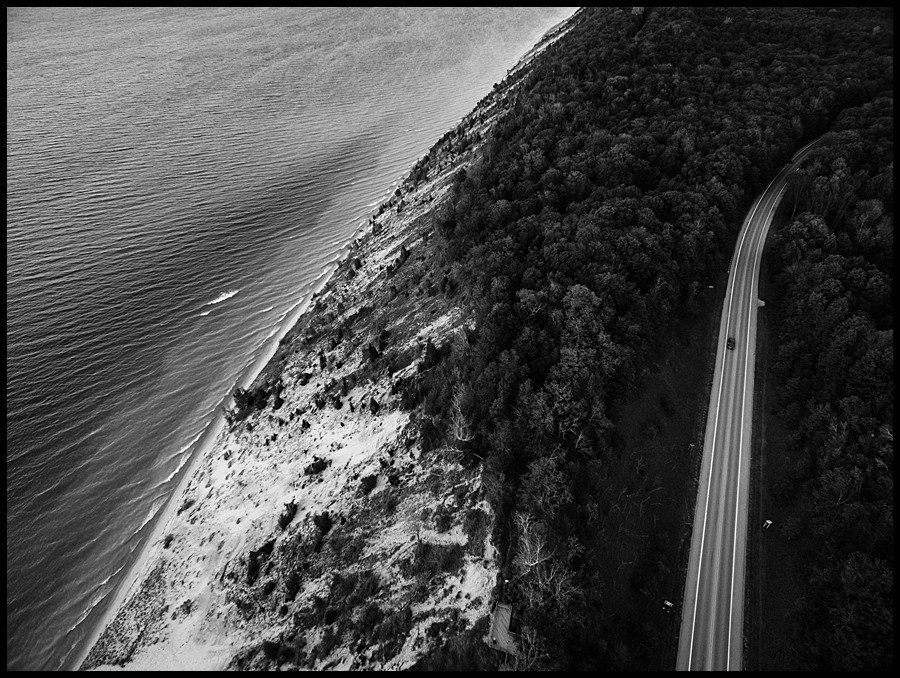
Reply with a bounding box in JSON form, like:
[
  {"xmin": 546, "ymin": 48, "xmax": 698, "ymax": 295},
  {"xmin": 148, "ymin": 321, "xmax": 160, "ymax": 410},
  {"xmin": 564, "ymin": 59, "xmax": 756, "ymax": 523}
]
[
  {"xmin": 463, "ymin": 508, "xmax": 488, "ymax": 554},
  {"xmin": 377, "ymin": 489, "xmax": 400, "ymax": 515},
  {"xmin": 304, "ymin": 456, "xmax": 330, "ymax": 476},
  {"xmin": 312, "ymin": 511, "xmax": 333, "ymax": 535},
  {"xmin": 354, "ymin": 601, "xmax": 385, "ymax": 642},
  {"xmin": 299, "ymin": 569, "xmax": 386, "ymax": 662},
  {"xmin": 359, "ymin": 474, "xmax": 378, "ymax": 495},
  {"xmin": 433, "ymin": 504, "xmax": 454, "ymax": 532},
  {"xmin": 411, "ymin": 616, "xmax": 499, "ymax": 670},
  {"xmin": 284, "ymin": 571, "xmax": 301, "ymax": 601},
  {"xmin": 374, "ymin": 606, "xmax": 413, "ymax": 661},
  {"xmin": 402, "ymin": 540, "xmax": 464, "ymax": 581},
  {"xmin": 327, "ymin": 527, "xmax": 367, "ymax": 561},
  {"xmin": 278, "ymin": 501, "xmax": 298, "ymax": 530}
]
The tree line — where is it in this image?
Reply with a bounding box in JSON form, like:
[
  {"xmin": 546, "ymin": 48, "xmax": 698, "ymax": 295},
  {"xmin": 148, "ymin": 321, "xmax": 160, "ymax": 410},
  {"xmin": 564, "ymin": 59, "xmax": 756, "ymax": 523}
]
[
  {"xmin": 768, "ymin": 90, "xmax": 892, "ymax": 671},
  {"xmin": 409, "ymin": 6, "xmax": 891, "ymax": 669}
]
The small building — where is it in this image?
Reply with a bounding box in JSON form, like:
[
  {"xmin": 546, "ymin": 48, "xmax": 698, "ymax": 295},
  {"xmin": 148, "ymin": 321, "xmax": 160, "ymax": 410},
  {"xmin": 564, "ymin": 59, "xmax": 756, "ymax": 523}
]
[{"xmin": 485, "ymin": 601, "xmax": 519, "ymax": 656}]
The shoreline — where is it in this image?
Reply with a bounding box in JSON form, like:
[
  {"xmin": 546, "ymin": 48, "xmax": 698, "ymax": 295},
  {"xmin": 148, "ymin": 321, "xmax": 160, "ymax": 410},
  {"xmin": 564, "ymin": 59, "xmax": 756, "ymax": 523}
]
[
  {"xmin": 75, "ymin": 139, "xmax": 470, "ymax": 670},
  {"xmin": 71, "ymin": 154, "xmax": 430, "ymax": 672},
  {"xmin": 72, "ymin": 110, "xmax": 479, "ymax": 671},
  {"xmin": 73, "ymin": 11, "xmax": 577, "ymax": 669}
]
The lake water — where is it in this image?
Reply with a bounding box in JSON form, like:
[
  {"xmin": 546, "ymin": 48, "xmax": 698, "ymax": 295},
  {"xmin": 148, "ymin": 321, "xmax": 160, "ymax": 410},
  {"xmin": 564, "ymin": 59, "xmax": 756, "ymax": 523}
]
[{"xmin": 6, "ymin": 6, "xmax": 575, "ymax": 670}]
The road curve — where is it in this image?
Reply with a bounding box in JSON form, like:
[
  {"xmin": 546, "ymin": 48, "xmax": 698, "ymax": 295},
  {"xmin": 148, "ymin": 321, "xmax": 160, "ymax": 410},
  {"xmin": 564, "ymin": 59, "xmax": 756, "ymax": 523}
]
[{"xmin": 676, "ymin": 140, "xmax": 820, "ymax": 671}]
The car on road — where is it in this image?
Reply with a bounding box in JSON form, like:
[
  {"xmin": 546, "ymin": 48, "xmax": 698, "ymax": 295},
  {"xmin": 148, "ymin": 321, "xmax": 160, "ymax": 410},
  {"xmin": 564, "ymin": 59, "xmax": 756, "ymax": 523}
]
[{"xmin": 727, "ymin": 337, "xmax": 736, "ymax": 350}]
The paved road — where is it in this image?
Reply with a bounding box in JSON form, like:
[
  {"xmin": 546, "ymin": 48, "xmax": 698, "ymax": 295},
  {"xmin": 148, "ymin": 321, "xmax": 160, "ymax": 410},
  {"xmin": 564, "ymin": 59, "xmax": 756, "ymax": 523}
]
[{"xmin": 676, "ymin": 140, "xmax": 820, "ymax": 671}]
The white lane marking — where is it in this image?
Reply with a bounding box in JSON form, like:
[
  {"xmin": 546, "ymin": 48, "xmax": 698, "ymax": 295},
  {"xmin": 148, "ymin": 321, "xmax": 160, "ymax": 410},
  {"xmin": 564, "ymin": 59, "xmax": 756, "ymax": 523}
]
[
  {"xmin": 726, "ymin": 185, "xmax": 786, "ymax": 670},
  {"xmin": 688, "ymin": 141, "xmax": 817, "ymax": 670},
  {"xmin": 687, "ymin": 189, "xmax": 765, "ymax": 669}
]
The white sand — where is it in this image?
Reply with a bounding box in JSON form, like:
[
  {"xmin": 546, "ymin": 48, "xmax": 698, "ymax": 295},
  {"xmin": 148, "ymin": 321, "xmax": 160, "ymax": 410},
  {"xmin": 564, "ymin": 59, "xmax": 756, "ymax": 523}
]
[
  {"xmin": 79, "ymin": 132, "xmax": 495, "ymax": 672},
  {"xmin": 73, "ymin": 17, "xmax": 585, "ymax": 661}
]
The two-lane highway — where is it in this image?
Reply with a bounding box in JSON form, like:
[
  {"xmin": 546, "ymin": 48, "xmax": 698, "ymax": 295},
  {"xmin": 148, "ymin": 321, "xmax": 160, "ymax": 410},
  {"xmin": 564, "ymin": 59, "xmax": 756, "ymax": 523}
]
[{"xmin": 677, "ymin": 140, "xmax": 820, "ymax": 671}]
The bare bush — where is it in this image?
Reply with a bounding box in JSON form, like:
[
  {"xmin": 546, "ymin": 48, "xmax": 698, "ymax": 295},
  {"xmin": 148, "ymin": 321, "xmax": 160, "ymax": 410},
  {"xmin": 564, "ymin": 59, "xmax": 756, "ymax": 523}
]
[
  {"xmin": 512, "ymin": 512, "xmax": 576, "ymax": 609},
  {"xmin": 449, "ymin": 384, "xmax": 473, "ymax": 445}
]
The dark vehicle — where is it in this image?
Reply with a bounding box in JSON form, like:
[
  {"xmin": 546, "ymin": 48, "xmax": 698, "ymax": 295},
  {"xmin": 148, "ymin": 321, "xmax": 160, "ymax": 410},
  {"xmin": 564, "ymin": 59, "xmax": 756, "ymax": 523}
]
[{"xmin": 727, "ymin": 337, "xmax": 736, "ymax": 350}]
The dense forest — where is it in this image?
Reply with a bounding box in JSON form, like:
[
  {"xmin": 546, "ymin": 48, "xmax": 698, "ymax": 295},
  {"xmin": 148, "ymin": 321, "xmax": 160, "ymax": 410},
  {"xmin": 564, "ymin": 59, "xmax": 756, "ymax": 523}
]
[
  {"xmin": 767, "ymin": 91, "xmax": 892, "ymax": 671},
  {"xmin": 404, "ymin": 6, "xmax": 892, "ymax": 669}
]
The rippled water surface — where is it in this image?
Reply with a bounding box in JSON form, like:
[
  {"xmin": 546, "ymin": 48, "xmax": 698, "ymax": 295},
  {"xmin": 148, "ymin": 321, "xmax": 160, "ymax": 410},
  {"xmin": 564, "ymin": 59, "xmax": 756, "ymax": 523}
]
[{"xmin": 6, "ymin": 7, "xmax": 575, "ymax": 669}]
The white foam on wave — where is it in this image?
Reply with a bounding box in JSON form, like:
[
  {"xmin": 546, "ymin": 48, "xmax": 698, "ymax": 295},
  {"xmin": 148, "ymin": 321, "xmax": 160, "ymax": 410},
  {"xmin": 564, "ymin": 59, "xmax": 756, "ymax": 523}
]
[
  {"xmin": 166, "ymin": 429, "xmax": 204, "ymax": 460},
  {"xmin": 66, "ymin": 561, "xmax": 126, "ymax": 633},
  {"xmin": 67, "ymin": 589, "xmax": 112, "ymax": 634},
  {"xmin": 204, "ymin": 288, "xmax": 239, "ymax": 306},
  {"xmin": 280, "ymin": 294, "xmax": 307, "ymax": 320},
  {"xmin": 95, "ymin": 562, "xmax": 127, "ymax": 591},
  {"xmin": 134, "ymin": 494, "xmax": 167, "ymax": 536},
  {"xmin": 161, "ymin": 451, "xmax": 193, "ymax": 486},
  {"xmin": 158, "ymin": 429, "xmax": 205, "ymax": 486},
  {"xmin": 198, "ymin": 288, "xmax": 239, "ymax": 316}
]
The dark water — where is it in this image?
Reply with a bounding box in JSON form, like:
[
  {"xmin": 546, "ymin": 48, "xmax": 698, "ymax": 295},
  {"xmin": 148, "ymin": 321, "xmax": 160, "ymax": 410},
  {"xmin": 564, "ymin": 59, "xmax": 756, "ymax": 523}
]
[{"xmin": 6, "ymin": 7, "xmax": 575, "ymax": 670}]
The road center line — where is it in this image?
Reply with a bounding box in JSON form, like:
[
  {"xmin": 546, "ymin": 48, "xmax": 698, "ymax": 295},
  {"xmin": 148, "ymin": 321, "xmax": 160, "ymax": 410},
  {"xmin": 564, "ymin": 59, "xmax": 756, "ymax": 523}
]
[
  {"xmin": 686, "ymin": 190, "xmax": 764, "ymax": 669},
  {"xmin": 682, "ymin": 141, "xmax": 818, "ymax": 671},
  {"xmin": 726, "ymin": 186, "xmax": 787, "ymax": 670}
]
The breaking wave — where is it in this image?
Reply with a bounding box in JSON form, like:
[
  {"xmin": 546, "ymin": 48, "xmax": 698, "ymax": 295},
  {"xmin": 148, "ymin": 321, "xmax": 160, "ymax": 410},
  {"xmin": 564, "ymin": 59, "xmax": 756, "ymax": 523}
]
[{"xmin": 204, "ymin": 289, "xmax": 239, "ymax": 306}]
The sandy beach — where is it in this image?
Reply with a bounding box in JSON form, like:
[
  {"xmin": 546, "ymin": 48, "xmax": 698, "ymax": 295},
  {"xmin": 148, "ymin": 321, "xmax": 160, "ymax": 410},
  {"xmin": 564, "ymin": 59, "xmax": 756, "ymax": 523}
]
[
  {"xmin": 76, "ymin": 105, "xmax": 500, "ymax": 671},
  {"xmin": 73, "ymin": 14, "xmax": 579, "ymax": 668}
]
